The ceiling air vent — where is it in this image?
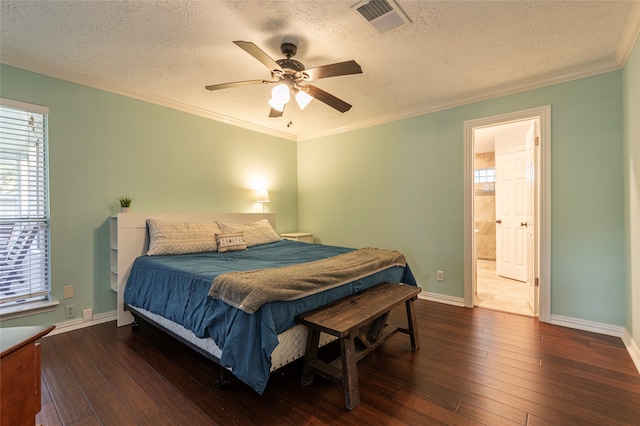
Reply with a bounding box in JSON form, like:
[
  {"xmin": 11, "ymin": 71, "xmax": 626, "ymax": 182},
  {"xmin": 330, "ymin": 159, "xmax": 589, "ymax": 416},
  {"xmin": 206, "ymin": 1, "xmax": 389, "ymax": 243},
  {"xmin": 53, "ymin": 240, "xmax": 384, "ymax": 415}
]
[{"xmin": 352, "ymin": 0, "xmax": 410, "ymax": 34}]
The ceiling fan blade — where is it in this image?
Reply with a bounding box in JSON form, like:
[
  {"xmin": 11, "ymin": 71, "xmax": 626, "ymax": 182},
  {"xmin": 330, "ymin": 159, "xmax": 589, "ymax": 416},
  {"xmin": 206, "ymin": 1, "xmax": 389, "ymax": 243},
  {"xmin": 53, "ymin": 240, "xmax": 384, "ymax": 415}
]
[
  {"xmin": 303, "ymin": 85, "xmax": 352, "ymax": 113},
  {"xmin": 205, "ymin": 80, "xmax": 275, "ymax": 91},
  {"xmin": 269, "ymin": 107, "xmax": 284, "ymax": 118},
  {"xmin": 303, "ymin": 60, "xmax": 362, "ymax": 81},
  {"xmin": 233, "ymin": 40, "xmax": 283, "ymax": 74}
]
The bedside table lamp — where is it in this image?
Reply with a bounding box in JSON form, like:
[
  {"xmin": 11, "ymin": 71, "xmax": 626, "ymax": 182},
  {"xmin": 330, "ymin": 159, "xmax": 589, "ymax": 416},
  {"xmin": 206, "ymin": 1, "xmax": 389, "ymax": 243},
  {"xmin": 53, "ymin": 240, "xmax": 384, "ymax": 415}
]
[{"xmin": 257, "ymin": 189, "xmax": 270, "ymax": 212}]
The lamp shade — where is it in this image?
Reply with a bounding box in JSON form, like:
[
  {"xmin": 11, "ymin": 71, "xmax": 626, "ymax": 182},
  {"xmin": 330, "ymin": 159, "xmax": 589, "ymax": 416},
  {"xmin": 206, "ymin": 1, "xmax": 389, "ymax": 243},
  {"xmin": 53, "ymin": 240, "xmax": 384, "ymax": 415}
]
[
  {"xmin": 256, "ymin": 189, "xmax": 270, "ymax": 203},
  {"xmin": 268, "ymin": 97, "xmax": 286, "ymax": 112},
  {"xmin": 268, "ymin": 84, "xmax": 290, "ymax": 112},
  {"xmin": 295, "ymin": 90, "xmax": 313, "ymax": 110}
]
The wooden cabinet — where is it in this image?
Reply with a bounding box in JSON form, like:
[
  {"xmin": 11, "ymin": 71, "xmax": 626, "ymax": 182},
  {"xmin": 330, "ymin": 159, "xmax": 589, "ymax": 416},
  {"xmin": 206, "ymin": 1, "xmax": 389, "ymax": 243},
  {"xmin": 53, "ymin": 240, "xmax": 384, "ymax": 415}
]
[
  {"xmin": 281, "ymin": 232, "xmax": 314, "ymax": 243},
  {"xmin": 0, "ymin": 325, "xmax": 55, "ymax": 426}
]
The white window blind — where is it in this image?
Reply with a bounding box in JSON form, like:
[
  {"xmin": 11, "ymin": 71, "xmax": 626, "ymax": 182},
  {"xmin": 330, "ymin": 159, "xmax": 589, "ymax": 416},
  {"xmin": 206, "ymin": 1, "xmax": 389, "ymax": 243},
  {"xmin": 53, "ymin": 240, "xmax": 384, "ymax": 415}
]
[{"xmin": 0, "ymin": 99, "xmax": 50, "ymax": 308}]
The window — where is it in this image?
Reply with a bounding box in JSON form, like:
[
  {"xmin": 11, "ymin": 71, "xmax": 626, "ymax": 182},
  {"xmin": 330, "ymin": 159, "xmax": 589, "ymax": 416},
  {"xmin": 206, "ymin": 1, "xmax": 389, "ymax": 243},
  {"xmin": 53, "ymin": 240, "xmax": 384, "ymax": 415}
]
[
  {"xmin": 474, "ymin": 167, "xmax": 496, "ymax": 193},
  {"xmin": 0, "ymin": 99, "xmax": 50, "ymax": 310},
  {"xmin": 474, "ymin": 167, "xmax": 496, "ymax": 183}
]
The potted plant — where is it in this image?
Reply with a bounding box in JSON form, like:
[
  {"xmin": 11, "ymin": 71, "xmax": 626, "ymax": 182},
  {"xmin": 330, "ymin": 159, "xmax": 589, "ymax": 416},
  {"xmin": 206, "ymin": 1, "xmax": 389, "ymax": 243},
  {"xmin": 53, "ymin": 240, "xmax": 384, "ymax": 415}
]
[{"xmin": 118, "ymin": 196, "xmax": 133, "ymax": 213}]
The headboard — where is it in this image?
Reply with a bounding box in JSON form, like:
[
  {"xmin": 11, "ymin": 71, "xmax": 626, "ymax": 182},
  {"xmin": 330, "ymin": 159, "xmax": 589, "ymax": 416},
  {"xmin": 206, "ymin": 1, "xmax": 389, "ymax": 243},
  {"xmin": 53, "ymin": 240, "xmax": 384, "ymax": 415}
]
[{"xmin": 111, "ymin": 213, "xmax": 276, "ymax": 326}]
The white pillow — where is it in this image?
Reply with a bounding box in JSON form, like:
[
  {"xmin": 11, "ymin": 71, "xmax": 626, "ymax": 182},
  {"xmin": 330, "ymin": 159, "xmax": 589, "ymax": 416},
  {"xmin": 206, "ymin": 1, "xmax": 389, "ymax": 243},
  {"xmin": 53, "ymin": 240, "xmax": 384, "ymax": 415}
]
[
  {"xmin": 217, "ymin": 219, "xmax": 281, "ymax": 247},
  {"xmin": 147, "ymin": 218, "xmax": 221, "ymax": 255}
]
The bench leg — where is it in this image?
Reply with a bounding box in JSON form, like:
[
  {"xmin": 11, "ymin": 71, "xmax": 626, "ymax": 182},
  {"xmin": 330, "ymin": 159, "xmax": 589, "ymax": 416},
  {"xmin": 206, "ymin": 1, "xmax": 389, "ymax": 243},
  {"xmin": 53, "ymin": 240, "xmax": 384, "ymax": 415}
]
[
  {"xmin": 301, "ymin": 328, "xmax": 321, "ymax": 385},
  {"xmin": 341, "ymin": 333, "xmax": 360, "ymax": 410},
  {"xmin": 366, "ymin": 312, "xmax": 390, "ymax": 344},
  {"xmin": 406, "ymin": 297, "xmax": 420, "ymax": 350}
]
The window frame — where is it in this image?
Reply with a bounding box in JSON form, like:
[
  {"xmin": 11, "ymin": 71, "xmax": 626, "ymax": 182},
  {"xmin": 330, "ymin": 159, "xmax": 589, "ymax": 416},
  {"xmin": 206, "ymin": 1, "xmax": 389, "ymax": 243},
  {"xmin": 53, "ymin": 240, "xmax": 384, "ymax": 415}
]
[{"xmin": 0, "ymin": 98, "xmax": 56, "ymax": 318}]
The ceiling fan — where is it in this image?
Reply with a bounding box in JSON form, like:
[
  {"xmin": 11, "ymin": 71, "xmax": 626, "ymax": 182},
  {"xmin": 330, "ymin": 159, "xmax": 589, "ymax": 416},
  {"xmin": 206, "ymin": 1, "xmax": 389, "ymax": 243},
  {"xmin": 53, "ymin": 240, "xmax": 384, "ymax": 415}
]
[{"xmin": 205, "ymin": 40, "xmax": 362, "ymax": 118}]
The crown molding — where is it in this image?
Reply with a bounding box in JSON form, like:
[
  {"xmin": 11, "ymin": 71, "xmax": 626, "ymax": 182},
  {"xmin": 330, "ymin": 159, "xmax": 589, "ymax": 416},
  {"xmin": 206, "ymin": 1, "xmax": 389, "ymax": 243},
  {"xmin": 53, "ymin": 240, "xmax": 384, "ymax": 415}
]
[
  {"xmin": 1, "ymin": 51, "xmax": 623, "ymax": 143},
  {"xmin": 0, "ymin": 52, "xmax": 297, "ymax": 141},
  {"xmin": 616, "ymin": 1, "xmax": 640, "ymax": 67},
  {"xmin": 297, "ymin": 58, "xmax": 621, "ymax": 141}
]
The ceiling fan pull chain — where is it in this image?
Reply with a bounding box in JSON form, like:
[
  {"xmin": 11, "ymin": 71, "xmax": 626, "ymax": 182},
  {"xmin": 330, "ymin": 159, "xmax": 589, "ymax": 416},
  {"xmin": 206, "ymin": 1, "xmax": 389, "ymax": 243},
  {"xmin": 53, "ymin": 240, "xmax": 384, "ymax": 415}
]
[{"xmin": 287, "ymin": 100, "xmax": 293, "ymax": 127}]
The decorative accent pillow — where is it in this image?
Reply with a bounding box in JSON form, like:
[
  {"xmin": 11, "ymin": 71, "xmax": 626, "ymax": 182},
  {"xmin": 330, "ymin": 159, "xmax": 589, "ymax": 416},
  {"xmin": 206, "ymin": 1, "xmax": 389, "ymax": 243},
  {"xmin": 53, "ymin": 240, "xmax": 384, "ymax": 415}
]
[
  {"xmin": 217, "ymin": 219, "xmax": 281, "ymax": 247},
  {"xmin": 146, "ymin": 219, "xmax": 220, "ymax": 256},
  {"xmin": 215, "ymin": 232, "xmax": 247, "ymax": 253}
]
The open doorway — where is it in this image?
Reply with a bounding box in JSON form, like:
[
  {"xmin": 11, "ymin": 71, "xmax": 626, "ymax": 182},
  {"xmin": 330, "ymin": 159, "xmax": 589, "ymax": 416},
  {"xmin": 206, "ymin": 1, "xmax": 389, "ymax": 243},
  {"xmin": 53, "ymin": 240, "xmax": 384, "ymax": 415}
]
[
  {"xmin": 474, "ymin": 120, "xmax": 536, "ymax": 316},
  {"xmin": 463, "ymin": 106, "xmax": 551, "ymax": 323}
]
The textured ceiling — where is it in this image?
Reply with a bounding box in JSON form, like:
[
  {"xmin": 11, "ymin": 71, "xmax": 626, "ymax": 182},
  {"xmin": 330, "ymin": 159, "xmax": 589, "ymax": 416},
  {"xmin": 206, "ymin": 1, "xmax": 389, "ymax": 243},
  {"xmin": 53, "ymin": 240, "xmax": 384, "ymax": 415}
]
[{"xmin": 1, "ymin": 1, "xmax": 638, "ymax": 141}]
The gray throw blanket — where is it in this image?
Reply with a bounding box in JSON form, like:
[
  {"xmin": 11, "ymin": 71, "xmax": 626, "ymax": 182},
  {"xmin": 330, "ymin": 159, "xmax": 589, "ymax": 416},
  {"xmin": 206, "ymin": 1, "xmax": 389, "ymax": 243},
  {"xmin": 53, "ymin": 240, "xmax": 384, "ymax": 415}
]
[{"xmin": 208, "ymin": 247, "xmax": 407, "ymax": 314}]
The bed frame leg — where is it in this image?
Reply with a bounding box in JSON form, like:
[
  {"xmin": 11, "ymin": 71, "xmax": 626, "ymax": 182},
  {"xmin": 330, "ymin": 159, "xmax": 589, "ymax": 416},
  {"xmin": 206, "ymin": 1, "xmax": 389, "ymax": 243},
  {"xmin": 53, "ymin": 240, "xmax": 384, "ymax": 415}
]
[
  {"xmin": 215, "ymin": 369, "xmax": 231, "ymax": 389},
  {"xmin": 130, "ymin": 317, "xmax": 139, "ymax": 328}
]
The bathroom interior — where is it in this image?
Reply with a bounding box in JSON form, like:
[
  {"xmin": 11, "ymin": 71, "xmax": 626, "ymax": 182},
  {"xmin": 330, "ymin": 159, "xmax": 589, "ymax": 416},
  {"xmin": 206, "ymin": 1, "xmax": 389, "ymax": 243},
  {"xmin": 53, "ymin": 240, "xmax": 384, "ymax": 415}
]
[{"xmin": 474, "ymin": 149, "xmax": 535, "ymax": 317}]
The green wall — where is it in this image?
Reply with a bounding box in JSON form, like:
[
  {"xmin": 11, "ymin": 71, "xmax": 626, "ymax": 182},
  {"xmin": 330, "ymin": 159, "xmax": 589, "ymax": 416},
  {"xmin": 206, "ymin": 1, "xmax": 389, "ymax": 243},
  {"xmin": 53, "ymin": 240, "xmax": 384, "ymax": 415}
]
[
  {"xmin": 0, "ymin": 59, "xmax": 632, "ymax": 331},
  {"xmin": 624, "ymin": 36, "xmax": 640, "ymax": 344},
  {"xmin": 299, "ymin": 71, "xmax": 626, "ymax": 326},
  {"xmin": 0, "ymin": 64, "xmax": 297, "ymax": 326}
]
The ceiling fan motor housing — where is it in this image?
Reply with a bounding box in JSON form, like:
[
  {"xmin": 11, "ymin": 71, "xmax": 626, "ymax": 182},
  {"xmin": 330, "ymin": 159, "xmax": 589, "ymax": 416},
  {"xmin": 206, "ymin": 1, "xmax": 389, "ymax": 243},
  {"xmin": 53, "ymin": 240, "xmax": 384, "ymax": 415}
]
[
  {"xmin": 280, "ymin": 42, "xmax": 297, "ymax": 58},
  {"xmin": 275, "ymin": 43, "xmax": 308, "ymax": 81}
]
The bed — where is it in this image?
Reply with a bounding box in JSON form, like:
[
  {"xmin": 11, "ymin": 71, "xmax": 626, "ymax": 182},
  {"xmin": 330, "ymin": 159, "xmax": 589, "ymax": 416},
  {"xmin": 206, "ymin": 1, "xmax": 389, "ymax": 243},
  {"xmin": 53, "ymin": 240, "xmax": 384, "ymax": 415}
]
[{"xmin": 117, "ymin": 213, "xmax": 417, "ymax": 394}]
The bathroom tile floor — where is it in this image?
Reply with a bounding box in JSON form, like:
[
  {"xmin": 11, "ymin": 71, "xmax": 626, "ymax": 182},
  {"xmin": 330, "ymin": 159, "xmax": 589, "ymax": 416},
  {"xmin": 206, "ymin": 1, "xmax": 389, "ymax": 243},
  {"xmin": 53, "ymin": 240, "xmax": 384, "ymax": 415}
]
[{"xmin": 476, "ymin": 260, "xmax": 536, "ymax": 317}]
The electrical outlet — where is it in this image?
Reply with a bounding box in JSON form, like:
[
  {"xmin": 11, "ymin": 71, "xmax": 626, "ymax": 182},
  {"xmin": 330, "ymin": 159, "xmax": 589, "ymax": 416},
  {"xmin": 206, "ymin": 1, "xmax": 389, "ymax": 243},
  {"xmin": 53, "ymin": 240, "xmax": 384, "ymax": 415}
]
[
  {"xmin": 437, "ymin": 270, "xmax": 445, "ymax": 282},
  {"xmin": 65, "ymin": 304, "xmax": 75, "ymax": 319}
]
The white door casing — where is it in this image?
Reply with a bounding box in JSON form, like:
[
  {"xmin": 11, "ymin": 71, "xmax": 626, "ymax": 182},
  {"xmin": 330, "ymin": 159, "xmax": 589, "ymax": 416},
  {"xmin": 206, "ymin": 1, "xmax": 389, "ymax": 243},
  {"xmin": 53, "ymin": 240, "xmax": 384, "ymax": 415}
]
[
  {"xmin": 463, "ymin": 105, "xmax": 551, "ymax": 323},
  {"xmin": 525, "ymin": 124, "xmax": 539, "ymax": 315}
]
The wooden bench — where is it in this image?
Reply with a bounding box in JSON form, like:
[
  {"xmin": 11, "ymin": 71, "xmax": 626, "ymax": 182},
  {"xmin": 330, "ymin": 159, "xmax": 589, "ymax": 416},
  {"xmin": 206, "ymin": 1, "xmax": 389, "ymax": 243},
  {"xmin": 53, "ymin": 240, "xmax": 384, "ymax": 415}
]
[{"xmin": 295, "ymin": 282, "xmax": 421, "ymax": 410}]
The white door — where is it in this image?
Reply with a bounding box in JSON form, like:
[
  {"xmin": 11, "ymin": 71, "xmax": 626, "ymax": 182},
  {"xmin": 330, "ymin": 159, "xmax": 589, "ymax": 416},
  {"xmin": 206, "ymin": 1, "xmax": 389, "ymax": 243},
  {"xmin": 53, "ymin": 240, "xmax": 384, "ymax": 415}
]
[
  {"xmin": 495, "ymin": 148, "xmax": 527, "ymax": 282},
  {"xmin": 525, "ymin": 124, "xmax": 539, "ymax": 314}
]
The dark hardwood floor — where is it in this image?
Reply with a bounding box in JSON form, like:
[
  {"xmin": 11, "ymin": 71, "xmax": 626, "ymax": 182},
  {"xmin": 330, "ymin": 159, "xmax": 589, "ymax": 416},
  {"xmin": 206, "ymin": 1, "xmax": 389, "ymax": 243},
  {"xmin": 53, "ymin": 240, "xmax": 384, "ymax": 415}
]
[{"xmin": 36, "ymin": 300, "xmax": 640, "ymax": 425}]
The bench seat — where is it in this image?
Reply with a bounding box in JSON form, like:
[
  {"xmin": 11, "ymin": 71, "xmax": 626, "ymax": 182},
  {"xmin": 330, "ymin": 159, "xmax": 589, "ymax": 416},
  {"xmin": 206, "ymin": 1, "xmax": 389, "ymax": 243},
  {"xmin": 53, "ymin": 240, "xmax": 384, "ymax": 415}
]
[{"xmin": 295, "ymin": 282, "xmax": 421, "ymax": 410}]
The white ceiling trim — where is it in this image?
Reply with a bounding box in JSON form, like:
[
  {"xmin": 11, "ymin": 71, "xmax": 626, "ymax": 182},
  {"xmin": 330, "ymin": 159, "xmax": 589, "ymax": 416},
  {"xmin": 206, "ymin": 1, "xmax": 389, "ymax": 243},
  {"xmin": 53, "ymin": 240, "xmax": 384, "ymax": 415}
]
[
  {"xmin": 616, "ymin": 1, "xmax": 640, "ymax": 67},
  {"xmin": 0, "ymin": 51, "xmax": 627, "ymax": 143},
  {"xmin": 297, "ymin": 58, "xmax": 621, "ymax": 141},
  {"xmin": 616, "ymin": 1, "xmax": 640, "ymax": 68},
  {"xmin": 0, "ymin": 51, "xmax": 297, "ymax": 141}
]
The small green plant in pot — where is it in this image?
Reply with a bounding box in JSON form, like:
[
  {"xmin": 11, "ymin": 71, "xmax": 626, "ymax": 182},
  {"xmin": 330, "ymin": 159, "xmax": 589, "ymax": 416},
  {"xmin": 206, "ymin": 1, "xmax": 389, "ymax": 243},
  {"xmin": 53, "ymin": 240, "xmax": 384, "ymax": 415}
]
[{"xmin": 118, "ymin": 196, "xmax": 133, "ymax": 212}]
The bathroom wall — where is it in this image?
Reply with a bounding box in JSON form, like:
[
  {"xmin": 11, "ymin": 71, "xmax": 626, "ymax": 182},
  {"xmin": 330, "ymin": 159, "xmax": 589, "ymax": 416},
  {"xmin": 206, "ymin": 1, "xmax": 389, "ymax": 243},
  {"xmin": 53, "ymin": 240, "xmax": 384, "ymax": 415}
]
[{"xmin": 474, "ymin": 152, "xmax": 496, "ymax": 261}]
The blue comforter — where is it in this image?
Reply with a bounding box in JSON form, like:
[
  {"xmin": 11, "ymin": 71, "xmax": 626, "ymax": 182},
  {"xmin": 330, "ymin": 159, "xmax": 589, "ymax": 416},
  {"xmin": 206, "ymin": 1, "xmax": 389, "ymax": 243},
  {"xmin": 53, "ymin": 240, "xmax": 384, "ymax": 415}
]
[{"xmin": 124, "ymin": 239, "xmax": 416, "ymax": 394}]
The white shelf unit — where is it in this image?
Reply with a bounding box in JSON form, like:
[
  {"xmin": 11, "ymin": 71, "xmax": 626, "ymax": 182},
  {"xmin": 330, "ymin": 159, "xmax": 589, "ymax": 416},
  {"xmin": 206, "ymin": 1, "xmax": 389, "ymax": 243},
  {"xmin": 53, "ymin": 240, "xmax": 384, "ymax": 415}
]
[
  {"xmin": 109, "ymin": 216, "xmax": 118, "ymax": 292},
  {"xmin": 110, "ymin": 214, "xmax": 145, "ymax": 326}
]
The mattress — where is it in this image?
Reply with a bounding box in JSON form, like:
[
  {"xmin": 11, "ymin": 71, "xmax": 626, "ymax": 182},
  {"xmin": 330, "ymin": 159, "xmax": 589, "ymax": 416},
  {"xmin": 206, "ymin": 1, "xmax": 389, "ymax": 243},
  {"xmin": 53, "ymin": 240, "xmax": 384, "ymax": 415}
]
[
  {"xmin": 124, "ymin": 239, "xmax": 416, "ymax": 394},
  {"xmin": 130, "ymin": 306, "xmax": 337, "ymax": 372}
]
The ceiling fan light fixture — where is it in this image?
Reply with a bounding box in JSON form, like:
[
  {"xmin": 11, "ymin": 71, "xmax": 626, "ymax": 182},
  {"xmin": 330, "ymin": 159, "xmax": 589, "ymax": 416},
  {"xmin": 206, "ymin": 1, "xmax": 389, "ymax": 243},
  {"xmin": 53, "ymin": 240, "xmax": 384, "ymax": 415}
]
[
  {"xmin": 268, "ymin": 97, "xmax": 286, "ymax": 112},
  {"xmin": 295, "ymin": 90, "xmax": 313, "ymax": 110},
  {"xmin": 271, "ymin": 84, "xmax": 290, "ymax": 103},
  {"xmin": 269, "ymin": 84, "xmax": 290, "ymax": 112},
  {"xmin": 206, "ymin": 41, "xmax": 361, "ymax": 118}
]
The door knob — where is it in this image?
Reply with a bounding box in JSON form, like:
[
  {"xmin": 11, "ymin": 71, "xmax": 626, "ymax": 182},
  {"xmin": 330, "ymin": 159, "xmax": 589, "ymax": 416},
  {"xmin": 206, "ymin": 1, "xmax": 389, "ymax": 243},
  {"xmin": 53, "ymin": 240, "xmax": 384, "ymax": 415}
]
[
  {"xmin": 496, "ymin": 219, "xmax": 502, "ymax": 224},
  {"xmin": 521, "ymin": 222, "xmax": 528, "ymax": 227}
]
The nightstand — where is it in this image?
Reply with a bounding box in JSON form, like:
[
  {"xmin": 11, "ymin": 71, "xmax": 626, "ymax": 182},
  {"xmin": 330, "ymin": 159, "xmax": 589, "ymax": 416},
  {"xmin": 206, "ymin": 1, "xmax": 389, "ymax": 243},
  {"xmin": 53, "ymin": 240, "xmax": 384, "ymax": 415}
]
[{"xmin": 281, "ymin": 232, "xmax": 314, "ymax": 244}]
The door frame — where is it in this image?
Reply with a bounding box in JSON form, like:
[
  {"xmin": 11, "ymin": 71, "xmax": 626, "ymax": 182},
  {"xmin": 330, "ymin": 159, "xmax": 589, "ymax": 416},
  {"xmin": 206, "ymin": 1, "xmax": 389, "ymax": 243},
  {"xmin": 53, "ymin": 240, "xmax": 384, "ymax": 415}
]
[{"xmin": 463, "ymin": 106, "xmax": 551, "ymax": 323}]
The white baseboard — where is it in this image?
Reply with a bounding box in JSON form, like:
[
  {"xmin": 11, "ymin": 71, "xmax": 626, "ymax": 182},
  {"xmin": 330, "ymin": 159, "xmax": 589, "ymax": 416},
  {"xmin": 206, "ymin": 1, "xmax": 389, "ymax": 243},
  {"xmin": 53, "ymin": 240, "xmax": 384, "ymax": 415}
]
[
  {"xmin": 622, "ymin": 329, "xmax": 640, "ymax": 374},
  {"xmin": 550, "ymin": 314, "xmax": 626, "ymax": 337},
  {"xmin": 420, "ymin": 291, "xmax": 466, "ymax": 307},
  {"xmin": 47, "ymin": 310, "xmax": 117, "ymax": 337},
  {"xmin": 551, "ymin": 314, "xmax": 640, "ymax": 376}
]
